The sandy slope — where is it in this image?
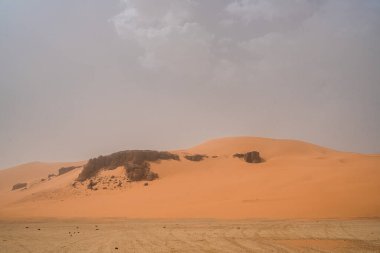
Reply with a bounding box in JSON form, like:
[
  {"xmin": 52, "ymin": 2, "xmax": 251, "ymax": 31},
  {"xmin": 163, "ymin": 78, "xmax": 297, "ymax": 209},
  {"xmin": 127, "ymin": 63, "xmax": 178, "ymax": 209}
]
[
  {"xmin": 0, "ymin": 137, "xmax": 379, "ymax": 219},
  {"xmin": 0, "ymin": 161, "xmax": 84, "ymax": 192}
]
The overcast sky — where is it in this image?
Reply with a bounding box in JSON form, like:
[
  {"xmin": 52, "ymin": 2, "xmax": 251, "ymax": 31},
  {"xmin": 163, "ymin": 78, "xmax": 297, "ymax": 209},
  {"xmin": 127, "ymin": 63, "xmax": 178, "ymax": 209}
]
[{"xmin": 1, "ymin": 0, "xmax": 380, "ymax": 169}]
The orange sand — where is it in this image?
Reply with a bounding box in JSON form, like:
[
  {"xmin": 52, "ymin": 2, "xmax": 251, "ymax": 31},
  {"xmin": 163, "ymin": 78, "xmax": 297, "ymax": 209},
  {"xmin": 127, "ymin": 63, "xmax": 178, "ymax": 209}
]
[{"xmin": 0, "ymin": 137, "xmax": 379, "ymax": 219}]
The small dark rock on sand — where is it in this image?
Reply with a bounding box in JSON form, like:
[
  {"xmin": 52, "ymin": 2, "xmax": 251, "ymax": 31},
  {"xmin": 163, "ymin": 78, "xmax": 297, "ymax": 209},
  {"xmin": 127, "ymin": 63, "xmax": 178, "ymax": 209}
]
[
  {"xmin": 12, "ymin": 182, "xmax": 27, "ymax": 191},
  {"xmin": 184, "ymin": 154, "xmax": 208, "ymax": 161},
  {"xmin": 87, "ymin": 180, "xmax": 97, "ymax": 190},
  {"xmin": 233, "ymin": 151, "xmax": 262, "ymax": 163}
]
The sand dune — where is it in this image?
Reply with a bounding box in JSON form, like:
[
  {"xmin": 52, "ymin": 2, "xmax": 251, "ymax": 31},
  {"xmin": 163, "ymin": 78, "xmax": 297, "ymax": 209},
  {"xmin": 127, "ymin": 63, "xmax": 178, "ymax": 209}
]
[
  {"xmin": 0, "ymin": 137, "xmax": 379, "ymax": 219},
  {"xmin": 0, "ymin": 161, "xmax": 84, "ymax": 191}
]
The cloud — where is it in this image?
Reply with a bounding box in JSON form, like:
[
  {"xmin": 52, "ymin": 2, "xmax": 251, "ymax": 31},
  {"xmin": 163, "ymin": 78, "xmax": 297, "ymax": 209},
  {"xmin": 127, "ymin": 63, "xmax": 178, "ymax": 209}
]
[
  {"xmin": 225, "ymin": 0, "xmax": 322, "ymax": 23},
  {"xmin": 110, "ymin": 0, "xmax": 329, "ymax": 86},
  {"xmin": 111, "ymin": 0, "xmax": 216, "ymax": 82},
  {"xmin": 1, "ymin": 0, "xmax": 379, "ymax": 168},
  {"xmin": 110, "ymin": 0, "xmax": 380, "ymax": 126}
]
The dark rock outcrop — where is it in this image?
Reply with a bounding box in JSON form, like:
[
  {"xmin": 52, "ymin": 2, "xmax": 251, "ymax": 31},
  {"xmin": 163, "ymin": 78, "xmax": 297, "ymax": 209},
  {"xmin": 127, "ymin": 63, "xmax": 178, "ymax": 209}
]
[
  {"xmin": 184, "ymin": 154, "xmax": 208, "ymax": 161},
  {"xmin": 244, "ymin": 151, "xmax": 262, "ymax": 163},
  {"xmin": 233, "ymin": 151, "xmax": 262, "ymax": 163},
  {"xmin": 12, "ymin": 183, "xmax": 27, "ymax": 191},
  {"xmin": 125, "ymin": 162, "xmax": 158, "ymax": 181},
  {"xmin": 58, "ymin": 166, "xmax": 81, "ymax": 176},
  {"xmin": 77, "ymin": 150, "xmax": 179, "ymax": 182}
]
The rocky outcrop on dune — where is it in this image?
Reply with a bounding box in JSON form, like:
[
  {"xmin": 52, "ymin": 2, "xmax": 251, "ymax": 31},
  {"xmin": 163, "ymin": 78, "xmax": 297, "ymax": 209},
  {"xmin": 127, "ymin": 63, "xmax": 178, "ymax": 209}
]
[
  {"xmin": 244, "ymin": 151, "xmax": 262, "ymax": 163},
  {"xmin": 184, "ymin": 154, "xmax": 208, "ymax": 161},
  {"xmin": 11, "ymin": 182, "xmax": 27, "ymax": 191},
  {"xmin": 125, "ymin": 162, "xmax": 158, "ymax": 181},
  {"xmin": 58, "ymin": 166, "xmax": 81, "ymax": 176},
  {"xmin": 87, "ymin": 180, "xmax": 97, "ymax": 190},
  {"xmin": 77, "ymin": 150, "xmax": 179, "ymax": 182},
  {"xmin": 73, "ymin": 172, "xmax": 132, "ymax": 191},
  {"xmin": 233, "ymin": 151, "xmax": 262, "ymax": 163}
]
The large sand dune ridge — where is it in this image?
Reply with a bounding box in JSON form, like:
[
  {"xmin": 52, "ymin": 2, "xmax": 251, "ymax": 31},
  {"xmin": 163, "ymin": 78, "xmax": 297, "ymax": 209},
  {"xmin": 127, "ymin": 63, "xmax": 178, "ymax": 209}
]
[{"xmin": 0, "ymin": 136, "xmax": 379, "ymax": 219}]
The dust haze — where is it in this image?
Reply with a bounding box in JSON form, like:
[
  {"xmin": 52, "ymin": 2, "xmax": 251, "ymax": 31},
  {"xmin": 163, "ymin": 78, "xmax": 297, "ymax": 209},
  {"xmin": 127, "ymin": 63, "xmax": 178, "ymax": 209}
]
[{"xmin": 1, "ymin": 0, "xmax": 380, "ymax": 169}]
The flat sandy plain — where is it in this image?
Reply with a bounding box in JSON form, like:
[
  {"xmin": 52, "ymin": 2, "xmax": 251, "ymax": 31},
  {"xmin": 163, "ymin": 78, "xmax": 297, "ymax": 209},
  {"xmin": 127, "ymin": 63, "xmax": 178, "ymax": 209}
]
[{"xmin": 0, "ymin": 219, "xmax": 379, "ymax": 253}]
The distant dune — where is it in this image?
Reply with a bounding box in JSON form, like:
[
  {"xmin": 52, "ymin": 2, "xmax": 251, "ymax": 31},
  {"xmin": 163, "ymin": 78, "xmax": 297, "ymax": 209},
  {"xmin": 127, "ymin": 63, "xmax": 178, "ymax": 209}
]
[{"xmin": 0, "ymin": 136, "xmax": 379, "ymax": 219}]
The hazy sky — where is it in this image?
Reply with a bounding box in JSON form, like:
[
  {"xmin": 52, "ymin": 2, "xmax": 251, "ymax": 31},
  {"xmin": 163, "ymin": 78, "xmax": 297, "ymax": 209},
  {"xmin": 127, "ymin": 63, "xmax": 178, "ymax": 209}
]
[{"xmin": 1, "ymin": 0, "xmax": 380, "ymax": 169}]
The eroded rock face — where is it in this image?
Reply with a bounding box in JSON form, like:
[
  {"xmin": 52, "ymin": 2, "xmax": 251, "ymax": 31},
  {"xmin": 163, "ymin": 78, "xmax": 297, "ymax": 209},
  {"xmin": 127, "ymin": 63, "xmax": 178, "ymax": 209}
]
[
  {"xmin": 125, "ymin": 162, "xmax": 158, "ymax": 181},
  {"xmin": 58, "ymin": 166, "xmax": 81, "ymax": 176},
  {"xmin": 77, "ymin": 150, "xmax": 178, "ymax": 182},
  {"xmin": 12, "ymin": 183, "xmax": 27, "ymax": 191},
  {"xmin": 233, "ymin": 151, "xmax": 262, "ymax": 163}
]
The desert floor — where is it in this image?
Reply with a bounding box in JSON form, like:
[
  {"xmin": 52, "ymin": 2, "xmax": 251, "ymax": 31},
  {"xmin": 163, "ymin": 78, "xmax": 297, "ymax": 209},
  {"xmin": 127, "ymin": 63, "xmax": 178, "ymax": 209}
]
[{"xmin": 0, "ymin": 219, "xmax": 379, "ymax": 253}]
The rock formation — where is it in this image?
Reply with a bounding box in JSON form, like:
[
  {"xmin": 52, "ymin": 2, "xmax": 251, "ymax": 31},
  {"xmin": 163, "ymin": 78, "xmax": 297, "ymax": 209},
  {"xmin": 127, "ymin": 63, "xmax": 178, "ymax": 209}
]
[
  {"xmin": 77, "ymin": 150, "xmax": 179, "ymax": 182},
  {"xmin": 58, "ymin": 166, "xmax": 81, "ymax": 176},
  {"xmin": 184, "ymin": 154, "xmax": 208, "ymax": 161},
  {"xmin": 233, "ymin": 151, "xmax": 262, "ymax": 163},
  {"xmin": 12, "ymin": 182, "xmax": 27, "ymax": 191},
  {"xmin": 125, "ymin": 162, "xmax": 158, "ymax": 181}
]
